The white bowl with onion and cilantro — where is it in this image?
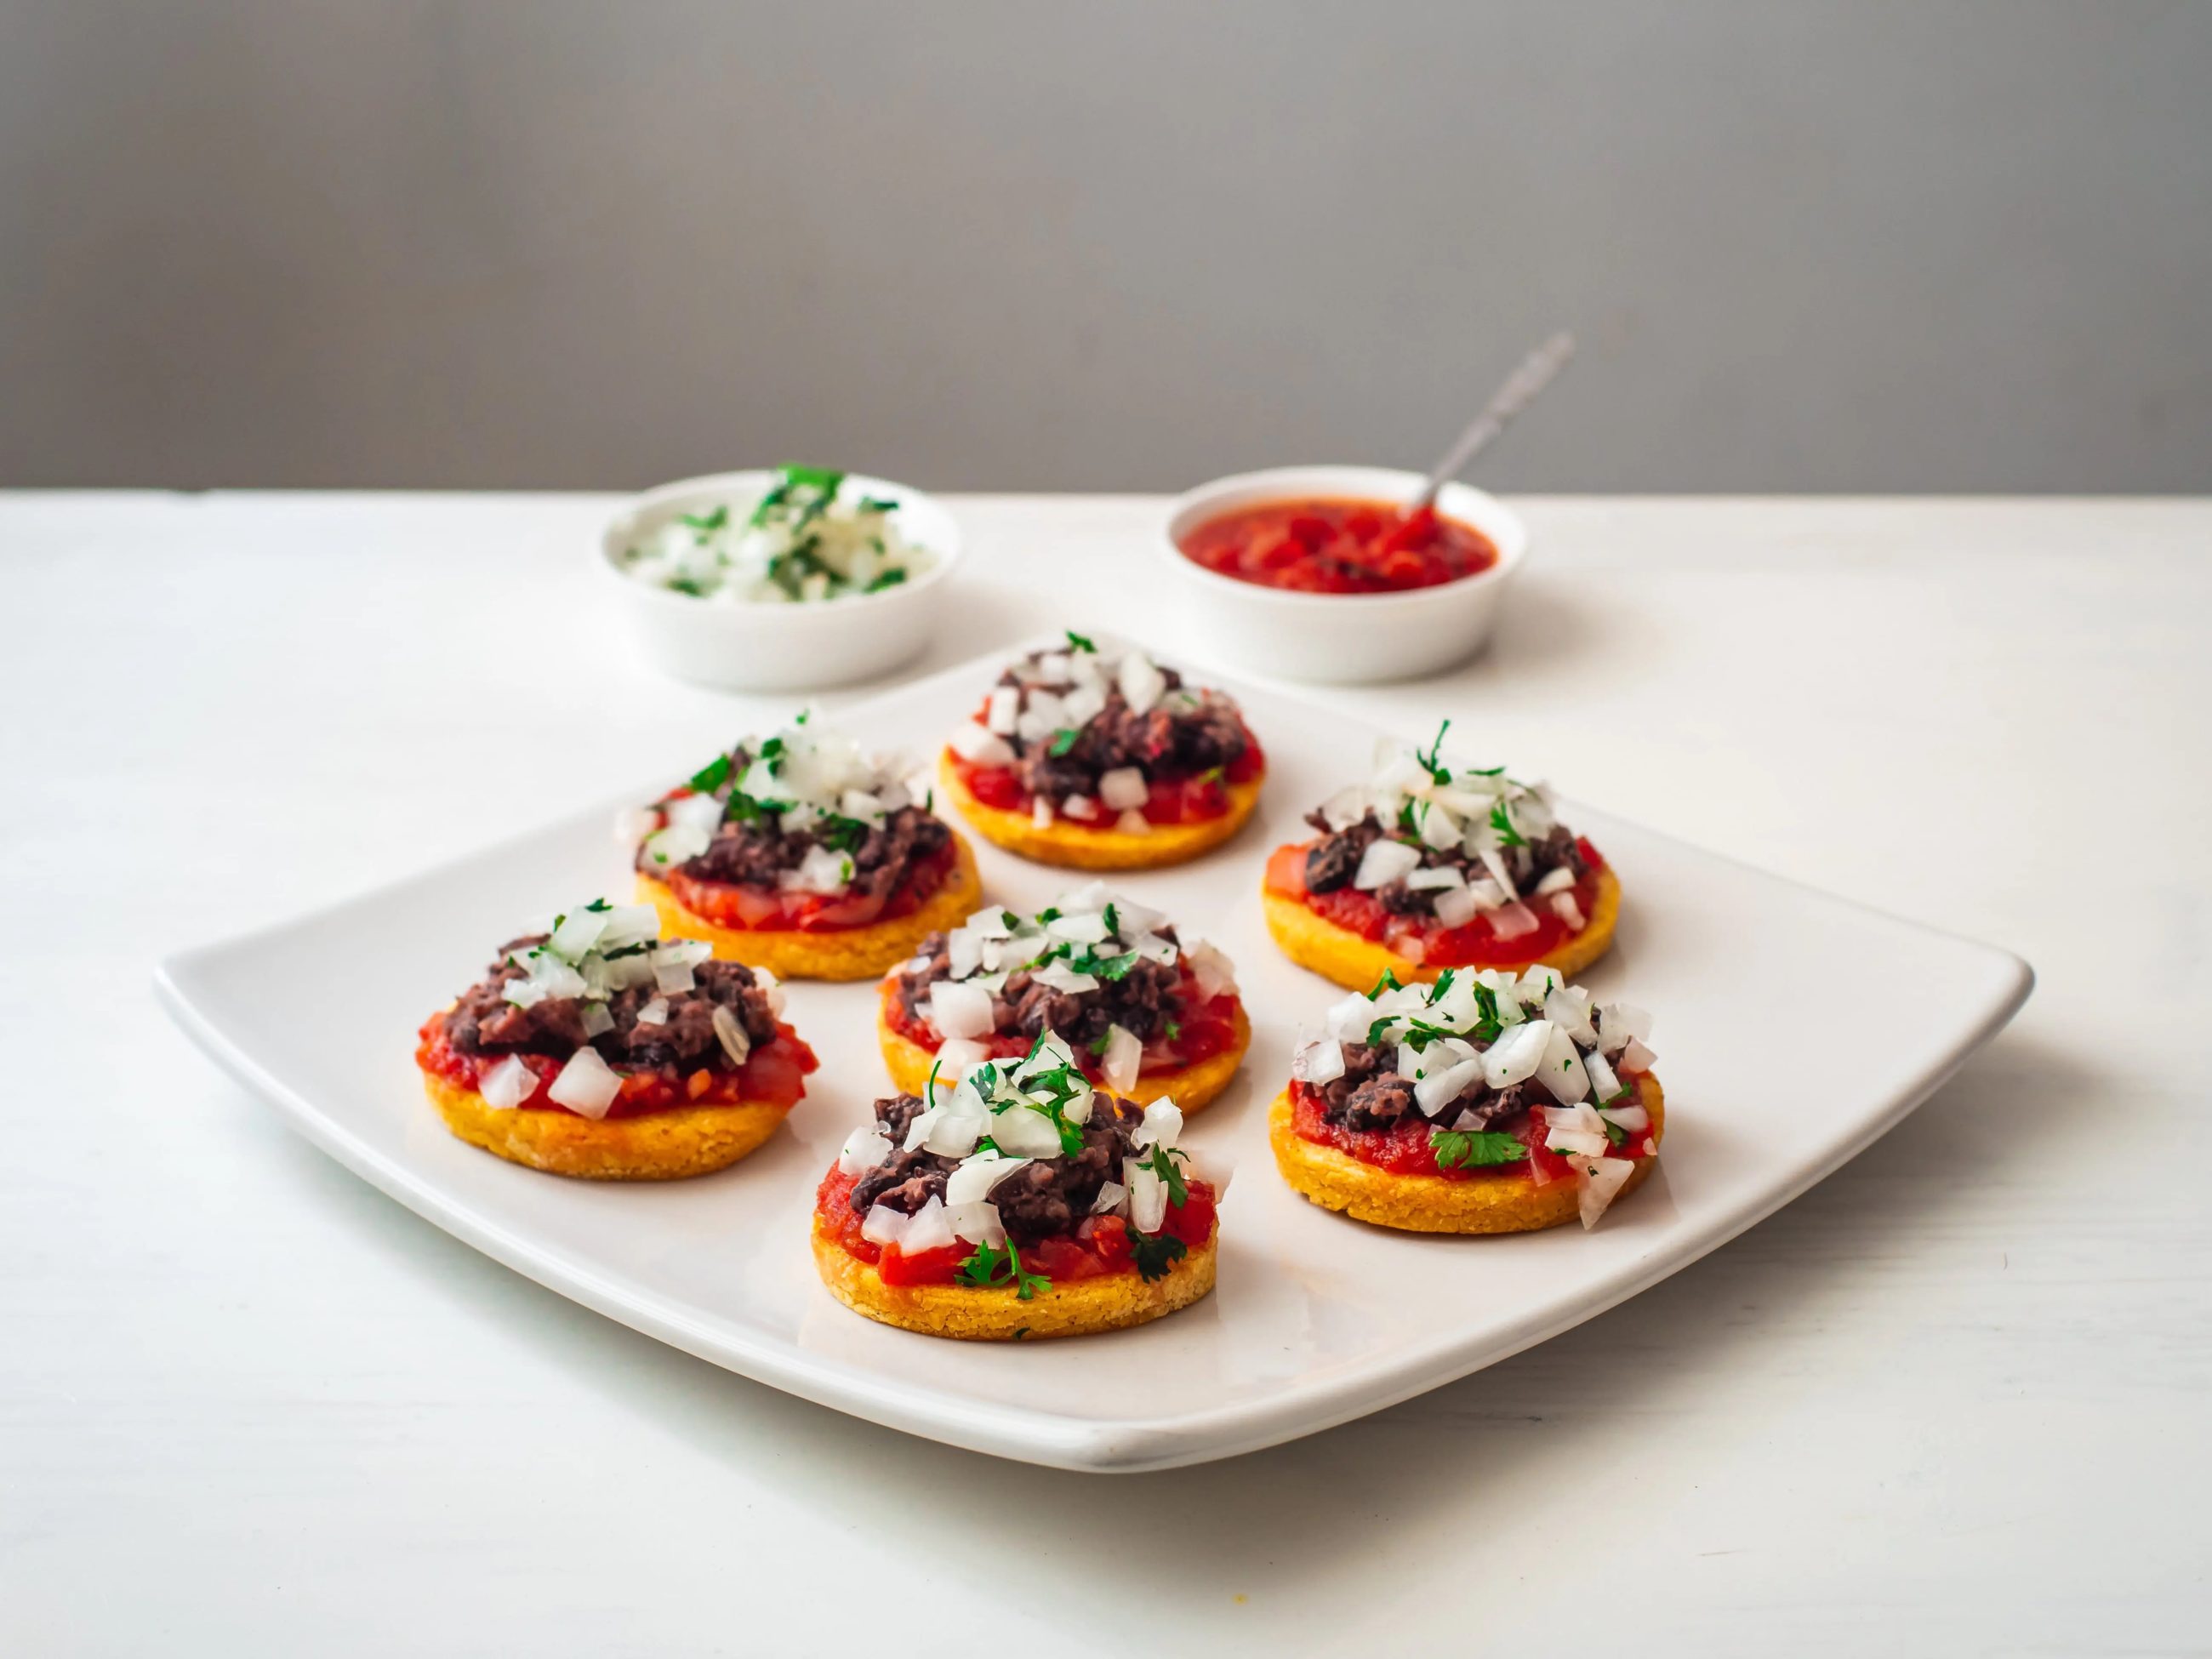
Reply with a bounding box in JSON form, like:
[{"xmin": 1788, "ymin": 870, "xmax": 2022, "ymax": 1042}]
[{"xmin": 601, "ymin": 466, "xmax": 961, "ymax": 692}]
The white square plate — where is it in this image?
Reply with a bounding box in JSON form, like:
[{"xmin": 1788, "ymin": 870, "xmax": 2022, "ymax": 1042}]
[{"xmin": 156, "ymin": 638, "xmax": 2031, "ymax": 1472}]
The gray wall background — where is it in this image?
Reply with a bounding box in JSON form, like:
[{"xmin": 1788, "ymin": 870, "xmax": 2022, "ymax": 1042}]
[{"xmin": 3, "ymin": 0, "xmax": 2207, "ymax": 493}]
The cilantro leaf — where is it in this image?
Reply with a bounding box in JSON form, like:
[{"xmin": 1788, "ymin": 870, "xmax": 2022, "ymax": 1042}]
[
  {"xmin": 1047, "ymin": 728, "xmax": 1080, "ymax": 757},
  {"xmin": 1415, "ymin": 719, "xmax": 1453, "ymax": 784},
  {"xmin": 1366, "ymin": 968, "xmax": 1404, "ymax": 998},
  {"xmin": 1138, "ymin": 1143, "xmax": 1189, "ymax": 1208},
  {"xmin": 1065, "ymin": 630, "xmax": 1097, "ymax": 653},
  {"xmin": 724, "ymin": 790, "xmax": 791, "ymax": 826},
  {"xmin": 1430, "ymin": 1129, "xmax": 1530, "ymax": 1171},
  {"xmin": 1128, "ymin": 1229, "xmax": 1188, "ymax": 1282},
  {"xmin": 687, "ymin": 753, "xmax": 733, "ymax": 794},
  {"xmin": 857, "ymin": 495, "xmax": 898, "ymax": 515},
  {"xmin": 956, "ymin": 1240, "xmax": 1050, "ymax": 1299},
  {"xmin": 864, "ymin": 567, "xmax": 909, "ymax": 592},
  {"xmin": 1490, "ymin": 801, "xmax": 1526, "ymax": 848},
  {"xmin": 680, "ymin": 505, "xmax": 728, "ymax": 533}
]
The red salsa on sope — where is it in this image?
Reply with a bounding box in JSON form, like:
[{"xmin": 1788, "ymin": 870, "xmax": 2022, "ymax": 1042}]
[
  {"xmin": 632, "ymin": 711, "xmax": 956, "ymax": 932},
  {"xmin": 944, "ymin": 632, "xmax": 1263, "ymax": 829},
  {"xmin": 1267, "ymin": 721, "xmax": 1605, "ymax": 969},
  {"xmin": 416, "ymin": 900, "xmax": 818, "ymax": 1119},
  {"xmin": 818, "ymin": 1036, "xmax": 1217, "ymax": 1291},
  {"xmin": 1290, "ymin": 964, "xmax": 1657, "ymax": 1228},
  {"xmin": 887, "ymin": 882, "xmax": 1243, "ymax": 1091},
  {"xmin": 1179, "ymin": 498, "xmax": 1501, "ymax": 594}
]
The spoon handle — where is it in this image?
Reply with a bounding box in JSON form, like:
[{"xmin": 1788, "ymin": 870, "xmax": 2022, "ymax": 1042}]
[{"xmin": 1410, "ymin": 331, "xmax": 1577, "ymax": 513}]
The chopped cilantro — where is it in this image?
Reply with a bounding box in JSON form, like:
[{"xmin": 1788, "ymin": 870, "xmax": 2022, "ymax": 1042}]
[
  {"xmin": 1430, "ymin": 1129, "xmax": 1530, "ymax": 1170},
  {"xmin": 679, "ymin": 505, "xmax": 729, "ymax": 533},
  {"xmin": 857, "ymin": 495, "xmax": 898, "ymax": 514},
  {"xmin": 667, "ymin": 575, "xmax": 708, "ymax": 597},
  {"xmin": 1162, "ymin": 1018, "xmax": 1182, "ymax": 1041},
  {"xmin": 1047, "ymin": 728, "xmax": 1080, "ymax": 757},
  {"xmin": 1065, "ymin": 946, "xmax": 1140, "ymax": 981},
  {"xmin": 723, "ymin": 790, "xmax": 791, "ymax": 826},
  {"xmin": 1129, "ymin": 1230, "xmax": 1188, "ymax": 1282},
  {"xmin": 1367, "ymin": 968, "xmax": 1404, "ymax": 998},
  {"xmin": 1137, "ymin": 1143, "xmax": 1189, "ymax": 1209},
  {"xmin": 956, "ymin": 1240, "xmax": 1050, "ymax": 1299},
  {"xmin": 1102, "ymin": 903, "xmax": 1120, "ymax": 937},
  {"xmin": 864, "ymin": 567, "xmax": 909, "ymax": 593},
  {"xmin": 584, "ymin": 898, "xmax": 612, "ymax": 913},
  {"xmin": 814, "ymin": 813, "xmax": 870, "ymax": 853},
  {"xmin": 1087, "ymin": 1029, "xmax": 1115, "ymax": 1057},
  {"xmin": 1490, "ymin": 802, "xmax": 1526, "ymax": 848},
  {"xmin": 1065, "ymin": 630, "xmax": 1097, "ymax": 653},
  {"xmin": 1415, "ymin": 719, "xmax": 1453, "ymax": 784},
  {"xmin": 687, "ymin": 752, "xmax": 734, "ymax": 794}
]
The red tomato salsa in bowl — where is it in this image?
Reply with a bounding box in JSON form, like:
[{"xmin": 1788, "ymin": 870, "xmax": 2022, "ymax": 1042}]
[{"xmin": 1177, "ymin": 497, "xmax": 1500, "ymax": 595}]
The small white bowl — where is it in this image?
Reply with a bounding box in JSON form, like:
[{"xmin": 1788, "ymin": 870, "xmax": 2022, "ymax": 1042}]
[
  {"xmin": 600, "ymin": 470, "xmax": 961, "ymax": 693},
  {"xmin": 1160, "ymin": 465, "xmax": 1528, "ymax": 685}
]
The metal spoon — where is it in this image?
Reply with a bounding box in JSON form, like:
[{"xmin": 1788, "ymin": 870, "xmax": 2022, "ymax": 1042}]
[{"xmin": 1407, "ymin": 331, "xmax": 1577, "ymax": 515}]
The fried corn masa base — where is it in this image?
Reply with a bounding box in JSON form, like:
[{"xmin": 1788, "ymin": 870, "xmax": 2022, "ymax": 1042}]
[
  {"xmin": 423, "ymin": 1072, "xmax": 791, "ymax": 1180},
  {"xmin": 874, "ymin": 988, "xmax": 1251, "ymax": 1115},
  {"xmin": 1263, "ymin": 864, "xmax": 1621, "ymax": 991},
  {"xmin": 810, "ymin": 1221, "xmax": 1218, "ymax": 1340},
  {"xmin": 1268, "ymin": 1071, "xmax": 1664, "ymax": 1234},
  {"xmin": 938, "ymin": 753, "xmax": 1262, "ymax": 870},
  {"xmin": 636, "ymin": 832, "xmax": 984, "ymax": 982}
]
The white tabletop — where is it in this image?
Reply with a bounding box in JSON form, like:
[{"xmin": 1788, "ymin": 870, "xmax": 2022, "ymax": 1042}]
[{"xmin": 3, "ymin": 492, "xmax": 2203, "ymax": 1655}]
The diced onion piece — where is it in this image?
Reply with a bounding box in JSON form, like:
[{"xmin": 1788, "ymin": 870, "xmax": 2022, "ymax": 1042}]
[
  {"xmin": 479, "ymin": 1055, "xmax": 537, "ymax": 1111},
  {"xmin": 946, "ymin": 927, "xmax": 984, "ymax": 979},
  {"xmin": 1115, "ymin": 808, "xmax": 1151, "ymax": 835},
  {"xmin": 1414, "ymin": 1056, "xmax": 1485, "ymax": 1118},
  {"xmin": 1187, "ymin": 941, "xmax": 1236, "ymax": 1000},
  {"xmin": 547, "ymin": 1046, "xmax": 623, "ymax": 1119},
  {"xmin": 921, "ymin": 1110, "xmax": 986, "ymax": 1158},
  {"xmin": 579, "ymin": 1001, "xmax": 615, "ymax": 1039},
  {"xmin": 1417, "ymin": 804, "xmax": 1461, "ymax": 851},
  {"xmin": 945, "ymin": 1154, "xmax": 1029, "ymax": 1206},
  {"xmin": 1097, "ymin": 767, "xmax": 1149, "ymax": 811},
  {"xmin": 1032, "ymin": 961, "xmax": 1100, "ymax": 994},
  {"xmin": 545, "ymin": 907, "xmax": 610, "ymax": 963},
  {"xmin": 1598, "ymin": 1003, "xmax": 1654, "ymax": 1055},
  {"xmin": 1291, "ymin": 1037, "xmax": 1346, "ymax": 1086},
  {"xmin": 1573, "ymin": 1154, "xmax": 1636, "ymax": 1229},
  {"xmin": 1404, "ymin": 865, "xmax": 1467, "ymax": 892},
  {"xmin": 931, "ymin": 1037, "xmax": 989, "ymax": 1086},
  {"xmin": 1032, "ymin": 797, "xmax": 1052, "ymax": 829},
  {"xmin": 1123, "ymin": 1158, "xmax": 1168, "ymax": 1233},
  {"xmin": 633, "ymin": 996, "xmax": 669, "ymax": 1027},
  {"xmin": 1432, "ymin": 886, "xmax": 1479, "ymax": 929},
  {"xmin": 926, "ymin": 979, "xmax": 995, "ymax": 1040},
  {"xmin": 861, "ymin": 1203, "xmax": 912, "ymax": 1247},
  {"xmin": 901, "ymin": 1106, "xmax": 942, "ymax": 1151},
  {"xmin": 1598, "ymin": 1102, "xmax": 1650, "ymax": 1135},
  {"xmin": 1583, "ymin": 1045, "xmax": 1622, "ymax": 1103},
  {"xmin": 1354, "ymin": 839, "xmax": 1423, "ymax": 891},
  {"xmin": 1046, "ymin": 909, "xmax": 1111, "ymax": 944},
  {"xmin": 1534, "ymin": 867, "xmax": 1577, "ymax": 897},
  {"xmin": 1620, "ymin": 1037, "xmax": 1658, "ymax": 1074},
  {"xmin": 1061, "ymin": 794, "xmax": 1097, "ymax": 821},
  {"xmin": 1100, "ymin": 1024, "xmax": 1143, "ymax": 1092},
  {"xmin": 944, "ymin": 1200, "xmax": 1006, "ymax": 1246},
  {"xmin": 1090, "ymin": 1179, "xmax": 1129, "ymax": 1216},
  {"xmin": 1137, "ymin": 1098, "xmax": 1183, "ymax": 1149},
  {"xmin": 1487, "ymin": 901, "xmax": 1540, "ymax": 940},
  {"xmin": 785, "ymin": 843, "xmax": 854, "ymax": 894},
  {"xmin": 900, "ymin": 1196, "xmax": 954, "ymax": 1254},
  {"xmin": 838, "ymin": 1126, "xmax": 894, "ymax": 1175},
  {"xmin": 1543, "ymin": 987, "xmax": 1598, "ymax": 1046},
  {"xmin": 989, "ymin": 1106, "xmax": 1065, "ymax": 1158},
  {"xmin": 1482, "ymin": 1018, "xmax": 1553, "ymax": 1088},
  {"xmin": 1552, "ymin": 891, "xmax": 1587, "ymax": 932},
  {"xmin": 948, "ymin": 721, "xmax": 1016, "ymax": 766},
  {"xmin": 1534, "ymin": 1023, "xmax": 1592, "ymax": 1104},
  {"xmin": 1118, "ymin": 652, "xmax": 1167, "ymax": 716},
  {"xmin": 984, "ymin": 687, "xmax": 1020, "ymax": 734},
  {"xmin": 710, "ymin": 1004, "xmax": 752, "ymax": 1066}
]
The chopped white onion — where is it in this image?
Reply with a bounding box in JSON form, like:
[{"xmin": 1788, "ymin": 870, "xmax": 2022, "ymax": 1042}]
[
  {"xmin": 1583, "ymin": 1045, "xmax": 1622, "ymax": 1103},
  {"xmin": 1124, "ymin": 1159, "xmax": 1168, "ymax": 1233},
  {"xmin": 633, "ymin": 996, "xmax": 669, "ymax": 1027},
  {"xmin": 946, "ymin": 927, "xmax": 984, "ymax": 979},
  {"xmin": 478, "ymin": 1055, "xmax": 537, "ymax": 1111},
  {"xmin": 1598, "ymin": 1003, "xmax": 1654, "ymax": 1055},
  {"xmin": 1534, "ymin": 1023, "xmax": 1591, "ymax": 1103},
  {"xmin": 547, "ymin": 1046, "xmax": 623, "ymax": 1118},
  {"xmin": 945, "ymin": 1154, "xmax": 1029, "ymax": 1206},
  {"xmin": 931, "ymin": 1037, "xmax": 990, "ymax": 1086},
  {"xmin": 948, "ymin": 721, "xmax": 1016, "ymax": 766},
  {"xmin": 1414, "ymin": 1056, "xmax": 1485, "ymax": 1118},
  {"xmin": 1533, "ymin": 867, "xmax": 1576, "ymax": 896},
  {"xmin": 1118, "ymin": 651, "xmax": 1167, "ymax": 716},
  {"xmin": 1032, "ymin": 961, "xmax": 1101, "ymax": 994},
  {"xmin": 1598, "ymin": 1102, "xmax": 1650, "ymax": 1135},
  {"xmin": 1137, "ymin": 1098, "xmax": 1183, "ymax": 1149},
  {"xmin": 984, "ymin": 687, "xmax": 1020, "ymax": 735},
  {"xmin": 1551, "ymin": 892, "xmax": 1587, "ymax": 932},
  {"xmin": 1432, "ymin": 886, "xmax": 1479, "ymax": 929},
  {"xmin": 1487, "ymin": 901, "xmax": 1541, "ymax": 940},
  {"xmin": 1090, "ymin": 1179, "xmax": 1129, "ymax": 1216},
  {"xmin": 1543, "ymin": 987, "xmax": 1598, "ymax": 1046},
  {"xmin": 1620, "ymin": 1037, "xmax": 1658, "ymax": 1074},
  {"xmin": 989, "ymin": 1106, "xmax": 1065, "ymax": 1158},
  {"xmin": 838, "ymin": 1126, "xmax": 894, "ymax": 1175},
  {"xmin": 925, "ymin": 979, "xmax": 995, "ymax": 1040},
  {"xmin": 1186, "ymin": 940, "xmax": 1236, "ymax": 1000},
  {"xmin": 1574, "ymin": 1154, "xmax": 1636, "ymax": 1229},
  {"xmin": 1291, "ymin": 1036, "xmax": 1346, "ymax": 1086},
  {"xmin": 1031, "ymin": 797, "xmax": 1052, "ymax": 829},
  {"xmin": 1115, "ymin": 808, "xmax": 1151, "ymax": 835},
  {"xmin": 1061, "ymin": 794, "xmax": 1097, "ymax": 821},
  {"xmin": 579, "ymin": 1001, "xmax": 615, "ymax": 1039},
  {"xmin": 921, "ymin": 1110, "xmax": 986, "ymax": 1158},
  {"xmin": 944, "ymin": 1200, "xmax": 1006, "ymax": 1246},
  {"xmin": 1405, "ymin": 865, "xmax": 1467, "ymax": 892},
  {"xmin": 861, "ymin": 1202, "xmax": 913, "ymax": 1247},
  {"xmin": 1482, "ymin": 1018, "xmax": 1553, "ymax": 1089},
  {"xmin": 710, "ymin": 1004, "xmax": 752, "ymax": 1066},
  {"xmin": 900, "ymin": 1196, "xmax": 954, "ymax": 1254},
  {"xmin": 1354, "ymin": 839, "xmax": 1423, "ymax": 891},
  {"xmin": 1098, "ymin": 767, "xmax": 1150, "ymax": 811},
  {"xmin": 1099, "ymin": 1024, "xmax": 1143, "ymax": 1093}
]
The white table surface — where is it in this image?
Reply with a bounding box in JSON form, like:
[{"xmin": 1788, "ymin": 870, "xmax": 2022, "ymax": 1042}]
[{"xmin": 3, "ymin": 491, "xmax": 2204, "ymax": 1656}]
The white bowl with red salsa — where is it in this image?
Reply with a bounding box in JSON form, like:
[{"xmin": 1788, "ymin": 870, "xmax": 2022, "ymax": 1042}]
[{"xmin": 1161, "ymin": 465, "xmax": 1527, "ymax": 684}]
